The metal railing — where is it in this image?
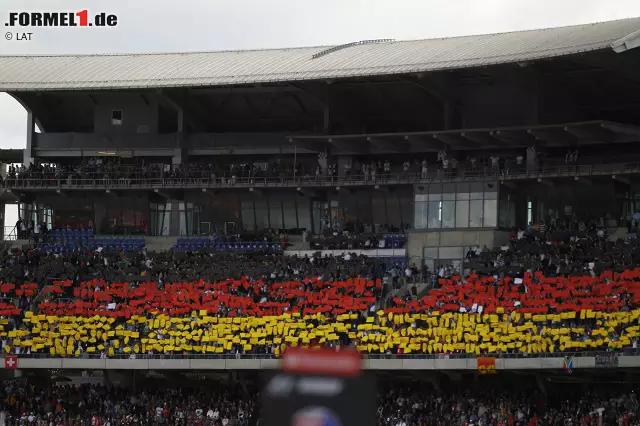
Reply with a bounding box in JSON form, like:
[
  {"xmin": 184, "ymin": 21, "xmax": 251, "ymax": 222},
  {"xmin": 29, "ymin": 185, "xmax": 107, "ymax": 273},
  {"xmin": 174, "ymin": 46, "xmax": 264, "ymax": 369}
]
[
  {"xmin": 2, "ymin": 225, "xmax": 18, "ymax": 241},
  {"xmin": 7, "ymin": 350, "xmax": 638, "ymax": 360},
  {"xmin": 4, "ymin": 162, "xmax": 640, "ymax": 190}
]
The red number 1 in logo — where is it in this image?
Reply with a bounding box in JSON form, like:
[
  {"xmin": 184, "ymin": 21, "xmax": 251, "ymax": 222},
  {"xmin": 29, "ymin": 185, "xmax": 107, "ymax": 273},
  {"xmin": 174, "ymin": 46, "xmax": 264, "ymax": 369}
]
[{"xmin": 76, "ymin": 10, "xmax": 88, "ymax": 27}]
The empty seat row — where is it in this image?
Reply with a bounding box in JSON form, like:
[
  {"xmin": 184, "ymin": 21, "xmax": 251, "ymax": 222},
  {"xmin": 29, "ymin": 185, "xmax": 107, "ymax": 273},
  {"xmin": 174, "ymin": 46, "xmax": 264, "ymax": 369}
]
[{"xmin": 48, "ymin": 228, "xmax": 94, "ymax": 237}]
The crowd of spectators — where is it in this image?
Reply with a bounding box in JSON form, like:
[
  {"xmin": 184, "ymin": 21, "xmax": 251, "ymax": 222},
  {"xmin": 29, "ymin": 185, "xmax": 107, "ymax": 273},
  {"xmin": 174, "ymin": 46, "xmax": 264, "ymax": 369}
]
[
  {"xmin": 0, "ymin": 211, "xmax": 639, "ymax": 358},
  {"xmin": 0, "ymin": 241, "xmax": 637, "ymax": 357},
  {"xmin": 0, "ymin": 380, "xmax": 256, "ymax": 426},
  {"xmin": 377, "ymin": 380, "xmax": 640, "ymax": 426},
  {"xmin": 0, "ymin": 247, "xmax": 386, "ymax": 289},
  {"xmin": 309, "ymin": 229, "xmax": 406, "ymax": 251},
  {"xmin": 463, "ymin": 217, "xmax": 632, "ymax": 279},
  {"xmin": 1, "ymin": 148, "xmax": 615, "ymax": 189},
  {"xmin": 0, "ymin": 377, "xmax": 638, "ymax": 425}
]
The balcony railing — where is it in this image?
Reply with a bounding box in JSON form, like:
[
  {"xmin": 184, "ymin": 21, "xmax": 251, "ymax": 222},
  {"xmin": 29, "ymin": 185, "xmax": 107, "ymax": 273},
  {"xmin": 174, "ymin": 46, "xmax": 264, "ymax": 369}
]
[{"xmin": 3, "ymin": 162, "xmax": 640, "ymax": 190}]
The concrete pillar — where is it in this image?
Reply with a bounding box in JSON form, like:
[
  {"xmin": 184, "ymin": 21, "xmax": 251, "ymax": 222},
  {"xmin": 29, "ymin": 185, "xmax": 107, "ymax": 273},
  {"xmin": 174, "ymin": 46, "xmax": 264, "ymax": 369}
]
[
  {"xmin": 24, "ymin": 112, "xmax": 36, "ymax": 166},
  {"xmin": 0, "ymin": 202, "xmax": 5, "ymax": 240},
  {"xmin": 172, "ymin": 105, "xmax": 187, "ymax": 165},
  {"xmin": 526, "ymin": 145, "xmax": 537, "ymax": 173},
  {"xmin": 172, "ymin": 149, "xmax": 185, "ymax": 166}
]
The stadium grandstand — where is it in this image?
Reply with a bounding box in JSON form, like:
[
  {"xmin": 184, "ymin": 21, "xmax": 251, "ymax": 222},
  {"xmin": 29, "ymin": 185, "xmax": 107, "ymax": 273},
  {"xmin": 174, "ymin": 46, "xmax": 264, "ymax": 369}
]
[{"xmin": 0, "ymin": 17, "xmax": 639, "ymax": 425}]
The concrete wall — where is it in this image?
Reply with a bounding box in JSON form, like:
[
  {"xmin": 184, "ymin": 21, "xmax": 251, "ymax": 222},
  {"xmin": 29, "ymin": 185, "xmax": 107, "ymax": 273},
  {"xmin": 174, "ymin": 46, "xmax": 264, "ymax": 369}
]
[
  {"xmin": 8, "ymin": 356, "xmax": 640, "ymax": 371},
  {"xmin": 94, "ymin": 92, "xmax": 160, "ymax": 136},
  {"xmin": 407, "ymin": 229, "xmax": 498, "ymax": 264}
]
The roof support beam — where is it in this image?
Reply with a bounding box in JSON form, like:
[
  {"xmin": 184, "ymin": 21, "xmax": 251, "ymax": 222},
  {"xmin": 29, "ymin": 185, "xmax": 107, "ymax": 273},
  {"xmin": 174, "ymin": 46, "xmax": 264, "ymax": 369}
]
[
  {"xmin": 404, "ymin": 135, "xmax": 444, "ymax": 151},
  {"xmin": 460, "ymin": 131, "xmax": 499, "ymax": 148},
  {"xmin": 612, "ymin": 175, "xmax": 630, "ymax": 185},
  {"xmin": 601, "ymin": 123, "xmax": 640, "ymax": 138},
  {"xmin": 367, "ymin": 137, "xmax": 409, "ymax": 152},
  {"xmin": 564, "ymin": 126, "xmax": 614, "ymax": 142},
  {"xmin": 288, "ymin": 138, "xmax": 327, "ymax": 153},
  {"xmin": 432, "ymin": 134, "xmax": 474, "ymax": 149},
  {"xmin": 154, "ymin": 188, "xmax": 172, "ymax": 199},
  {"xmin": 491, "ymin": 130, "xmax": 535, "ymax": 146},
  {"xmin": 159, "ymin": 90, "xmax": 192, "ymax": 133},
  {"xmin": 2, "ymin": 189, "xmax": 21, "ymax": 202},
  {"xmin": 573, "ymin": 176, "xmax": 593, "ymax": 185},
  {"xmin": 537, "ymin": 178, "xmax": 554, "ymax": 188},
  {"xmin": 527, "ymin": 129, "xmax": 568, "ymax": 146},
  {"xmin": 288, "ymin": 93, "xmax": 312, "ymax": 118},
  {"xmin": 329, "ymin": 138, "xmax": 369, "ymax": 154},
  {"xmin": 403, "ymin": 74, "xmax": 461, "ymax": 130}
]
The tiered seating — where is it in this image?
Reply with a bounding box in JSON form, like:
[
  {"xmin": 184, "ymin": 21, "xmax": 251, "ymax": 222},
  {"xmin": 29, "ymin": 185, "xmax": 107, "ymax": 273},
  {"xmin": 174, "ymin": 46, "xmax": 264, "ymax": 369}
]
[
  {"xmin": 90, "ymin": 236, "xmax": 145, "ymax": 250},
  {"xmin": 172, "ymin": 237, "xmax": 283, "ymax": 252},
  {"xmin": 1, "ymin": 268, "xmax": 639, "ymax": 357},
  {"xmin": 41, "ymin": 229, "xmax": 144, "ymax": 253},
  {"xmin": 47, "ymin": 228, "xmax": 93, "ymax": 243},
  {"xmin": 311, "ymin": 232, "xmax": 406, "ymax": 250}
]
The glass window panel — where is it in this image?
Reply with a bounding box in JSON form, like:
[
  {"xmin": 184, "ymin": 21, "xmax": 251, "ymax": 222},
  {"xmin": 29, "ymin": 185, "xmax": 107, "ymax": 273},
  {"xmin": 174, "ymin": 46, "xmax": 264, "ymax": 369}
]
[
  {"xmin": 427, "ymin": 201, "xmax": 441, "ymax": 229},
  {"xmin": 424, "ymin": 247, "xmax": 438, "ymax": 260},
  {"xmin": 442, "ymin": 183, "xmax": 456, "ymax": 193},
  {"xmin": 428, "ymin": 193, "xmax": 442, "ymax": 201},
  {"xmin": 456, "ymin": 183, "xmax": 470, "ymax": 194},
  {"xmin": 442, "ymin": 201, "xmax": 455, "ymax": 228},
  {"xmin": 470, "ymin": 182, "xmax": 484, "ymax": 193},
  {"xmin": 254, "ymin": 201, "xmax": 268, "ymax": 229},
  {"xmin": 483, "ymin": 182, "xmax": 498, "ymax": 192},
  {"xmin": 443, "ymin": 182, "xmax": 455, "ymax": 200},
  {"xmin": 297, "ymin": 199, "xmax": 311, "ymax": 232},
  {"xmin": 429, "ymin": 183, "xmax": 442, "ymax": 194},
  {"xmin": 483, "ymin": 199, "xmax": 498, "ymax": 227},
  {"xmin": 456, "ymin": 200, "xmax": 469, "ymax": 228},
  {"xmin": 470, "ymin": 192, "xmax": 484, "ymax": 200},
  {"xmin": 179, "ymin": 210, "xmax": 186, "ymax": 236},
  {"xmin": 469, "ymin": 200, "xmax": 483, "ymax": 227},
  {"xmin": 241, "ymin": 200, "xmax": 255, "ymax": 231},
  {"xmin": 269, "ymin": 199, "xmax": 283, "ymax": 229},
  {"xmin": 169, "ymin": 201, "xmax": 182, "ymax": 236},
  {"xmin": 498, "ymin": 195, "xmax": 510, "ymax": 229},
  {"xmin": 439, "ymin": 246, "xmax": 464, "ymax": 259},
  {"xmin": 133, "ymin": 197, "xmax": 149, "ymax": 234},
  {"xmin": 424, "ymin": 258, "xmax": 435, "ymax": 271},
  {"xmin": 442, "ymin": 192, "xmax": 455, "ymax": 201},
  {"xmin": 337, "ymin": 193, "xmax": 358, "ymax": 228},
  {"xmin": 484, "ymin": 189, "xmax": 498, "ymax": 200},
  {"xmin": 372, "ymin": 194, "xmax": 386, "ymax": 227},
  {"xmin": 456, "ymin": 192, "xmax": 470, "ymax": 200},
  {"xmin": 414, "ymin": 202, "xmax": 427, "ymax": 229},
  {"xmin": 415, "ymin": 194, "xmax": 428, "ymax": 202},
  {"xmin": 283, "ymin": 200, "xmax": 298, "ymax": 229},
  {"xmin": 400, "ymin": 195, "xmax": 413, "ymax": 230},
  {"xmin": 356, "ymin": 193, "xmax": 373, "ymax": 227},
  {"xmin": 162, "ymin": 210, "xmax": 170, "ymax": 236},
  {"xmin": 386, "ymin": 195, "xmax": 402, "ymax": 231}
]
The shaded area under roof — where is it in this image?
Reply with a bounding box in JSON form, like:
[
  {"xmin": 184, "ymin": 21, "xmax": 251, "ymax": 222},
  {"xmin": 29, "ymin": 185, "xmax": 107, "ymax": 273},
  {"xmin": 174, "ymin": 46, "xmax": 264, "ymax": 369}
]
[
  {"xmin": 287, "ymin": 121, "xmax": 640, "ymax": 152},
  {"xmin": 0, "ymin": 18, "xmax": 639, "ymax": 91},
  {"xmin": 0, "ymin": 149, "xmax": 24, "ymax": 164}
]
